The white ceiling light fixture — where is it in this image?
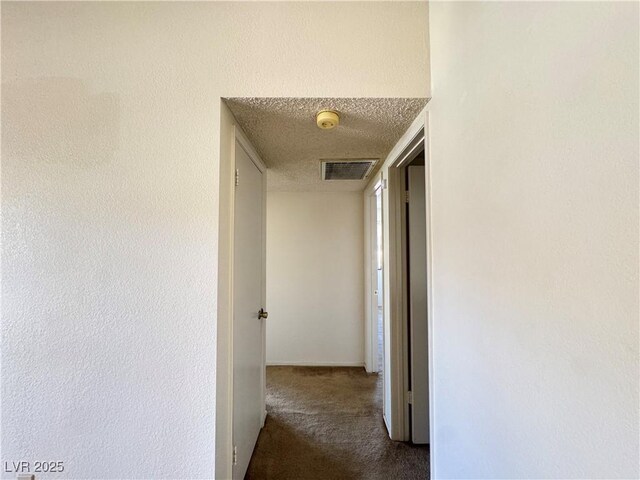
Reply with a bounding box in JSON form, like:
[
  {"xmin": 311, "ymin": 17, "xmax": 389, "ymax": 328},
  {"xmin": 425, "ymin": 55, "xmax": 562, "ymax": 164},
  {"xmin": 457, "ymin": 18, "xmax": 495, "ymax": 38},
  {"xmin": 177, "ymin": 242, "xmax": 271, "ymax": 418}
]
[{"xmin": 316, "ymin": 110, "xmax": 340, "ymax": 130}]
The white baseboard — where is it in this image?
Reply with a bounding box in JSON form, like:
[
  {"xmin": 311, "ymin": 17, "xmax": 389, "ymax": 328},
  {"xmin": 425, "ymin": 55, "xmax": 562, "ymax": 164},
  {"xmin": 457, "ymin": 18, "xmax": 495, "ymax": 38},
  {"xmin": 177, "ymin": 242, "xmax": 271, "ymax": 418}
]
[{"xmin": 266, "ymin": 360, "xmax": 365, "ymax": 367}]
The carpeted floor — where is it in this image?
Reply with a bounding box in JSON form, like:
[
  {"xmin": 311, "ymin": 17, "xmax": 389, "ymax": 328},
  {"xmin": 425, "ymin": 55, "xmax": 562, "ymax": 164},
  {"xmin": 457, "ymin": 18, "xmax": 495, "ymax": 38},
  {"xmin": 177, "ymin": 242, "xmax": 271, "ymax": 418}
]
[{"xmin": 245, "ymin": 366, "xmax": 429, "ymax": 480}]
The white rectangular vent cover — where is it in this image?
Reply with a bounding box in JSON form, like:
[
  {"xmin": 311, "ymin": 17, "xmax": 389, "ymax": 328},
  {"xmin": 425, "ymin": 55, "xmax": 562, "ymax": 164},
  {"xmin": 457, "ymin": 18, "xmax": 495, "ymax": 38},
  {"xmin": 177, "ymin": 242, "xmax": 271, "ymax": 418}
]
[{"xmin": 321, "ymin": 159, "xmax": 377, "ymax": 181}]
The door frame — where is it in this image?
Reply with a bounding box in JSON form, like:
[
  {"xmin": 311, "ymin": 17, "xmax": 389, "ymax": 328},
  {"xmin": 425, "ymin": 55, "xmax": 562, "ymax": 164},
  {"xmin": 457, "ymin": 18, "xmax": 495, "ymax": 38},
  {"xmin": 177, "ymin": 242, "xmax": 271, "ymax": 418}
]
[
  {"xmin": 363, "ymin": 106, "xmax": 434, "ymax": 456},
  {"xmin": 216, "ymin": 101, "xmax": 267, "ymax": 480},
  {"xmin": 393, "ymin": 128, "xmax": 427, "ymax": 442}
]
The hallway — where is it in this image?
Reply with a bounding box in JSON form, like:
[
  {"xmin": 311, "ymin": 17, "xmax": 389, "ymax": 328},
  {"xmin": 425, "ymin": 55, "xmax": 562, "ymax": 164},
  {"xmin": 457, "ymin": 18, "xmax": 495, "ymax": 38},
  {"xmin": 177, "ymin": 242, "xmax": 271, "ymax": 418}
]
[{"xmin": 245, "ymin": 367, "xmax": 429, "ymax": 480}]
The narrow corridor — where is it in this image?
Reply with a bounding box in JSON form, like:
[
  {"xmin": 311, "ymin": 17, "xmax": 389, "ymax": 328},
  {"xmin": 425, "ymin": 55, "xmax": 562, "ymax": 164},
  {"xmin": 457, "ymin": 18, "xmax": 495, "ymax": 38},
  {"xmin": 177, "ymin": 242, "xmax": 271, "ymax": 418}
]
[{"xmin": 245, "ymin": 366, "xmax": 429, "ymax": 480}]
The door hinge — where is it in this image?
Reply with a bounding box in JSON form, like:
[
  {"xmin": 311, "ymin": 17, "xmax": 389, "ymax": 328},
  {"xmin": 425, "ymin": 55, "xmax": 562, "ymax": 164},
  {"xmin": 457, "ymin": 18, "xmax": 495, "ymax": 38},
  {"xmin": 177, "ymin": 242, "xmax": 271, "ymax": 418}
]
[
  {"xmin": 407, "ymin": 391, "xmax": 413, "ymax": 404},
  {"xmin": 235, "ymin": 169, "xmax": 239, "ymax": 187},
  {"xmin": 232, "ymin": 445, "xmax": 238, "ymax": 466},
  {"xmin": 405, "ymin": 190, "xmax": 410, "ymax": 203}
]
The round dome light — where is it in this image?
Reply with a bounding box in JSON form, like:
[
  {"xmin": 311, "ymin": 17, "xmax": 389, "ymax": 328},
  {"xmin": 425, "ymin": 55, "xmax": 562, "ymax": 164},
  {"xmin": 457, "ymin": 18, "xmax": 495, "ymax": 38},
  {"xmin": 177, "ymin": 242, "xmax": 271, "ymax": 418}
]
[{"xmin": 316, "ymin": 110, "xmax": 340, "ymax": 130}]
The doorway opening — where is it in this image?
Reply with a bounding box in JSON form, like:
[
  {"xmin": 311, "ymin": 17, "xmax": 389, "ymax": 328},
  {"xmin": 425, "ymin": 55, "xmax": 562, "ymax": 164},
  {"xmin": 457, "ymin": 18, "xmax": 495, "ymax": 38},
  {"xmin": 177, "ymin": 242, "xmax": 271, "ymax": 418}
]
[
  {"xmin": 385, "ymin": 124, "xmax": 432, "ymax": 446},
  {"xmin": 402, "ymin": 149, "xmax": 429, "ymax": 444},
  {"xmin": 217, "ymin": 97, "xmax": 431, "ymax": 480}
]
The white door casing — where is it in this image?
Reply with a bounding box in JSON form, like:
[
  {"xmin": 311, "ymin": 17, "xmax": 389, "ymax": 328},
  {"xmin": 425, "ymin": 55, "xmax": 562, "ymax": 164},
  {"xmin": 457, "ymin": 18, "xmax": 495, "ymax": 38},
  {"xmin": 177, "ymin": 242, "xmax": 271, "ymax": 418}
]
[{"xmin": 232, "ymin": 136, "xmax": 266, "ymax": 479}]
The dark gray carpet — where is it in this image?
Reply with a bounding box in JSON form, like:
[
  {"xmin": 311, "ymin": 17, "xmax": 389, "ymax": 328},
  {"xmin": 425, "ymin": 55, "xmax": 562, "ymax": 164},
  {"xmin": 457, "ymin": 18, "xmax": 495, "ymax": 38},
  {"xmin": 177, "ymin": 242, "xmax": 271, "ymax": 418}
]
[{"xmin": 245, "ymin": 366, "xmax": 429, "ymax": 480}]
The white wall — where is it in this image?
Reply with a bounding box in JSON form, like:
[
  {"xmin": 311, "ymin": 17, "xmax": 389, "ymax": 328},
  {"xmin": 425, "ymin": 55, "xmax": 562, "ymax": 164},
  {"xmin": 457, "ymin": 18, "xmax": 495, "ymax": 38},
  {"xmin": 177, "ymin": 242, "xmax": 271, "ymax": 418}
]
[
  {"xmin": 428, "ymin": 2, "xmax": 639, "ymax": 478},
  {"xmin": 266, "ymin": 192, "xmax": 364, "ymax": 366},
  {"xmin": 1, "ymin": 2, "xmax": 429, "ymax": 479}
]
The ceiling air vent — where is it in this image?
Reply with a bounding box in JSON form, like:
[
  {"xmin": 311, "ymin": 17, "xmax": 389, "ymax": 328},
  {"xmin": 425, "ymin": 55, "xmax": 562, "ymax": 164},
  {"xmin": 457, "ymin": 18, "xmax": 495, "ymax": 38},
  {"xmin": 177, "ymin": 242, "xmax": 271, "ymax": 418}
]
[{"xmin": 321, "ymin": 159, "xmax": 377, "ymax": 181}]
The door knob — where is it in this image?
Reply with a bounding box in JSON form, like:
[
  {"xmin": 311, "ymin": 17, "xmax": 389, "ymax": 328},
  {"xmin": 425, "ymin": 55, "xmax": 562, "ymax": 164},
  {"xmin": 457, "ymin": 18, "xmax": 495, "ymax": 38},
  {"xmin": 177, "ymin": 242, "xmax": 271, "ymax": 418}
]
[{"xmin": 258, "ymin": 308, "xmax": 268, "ymax": 319}]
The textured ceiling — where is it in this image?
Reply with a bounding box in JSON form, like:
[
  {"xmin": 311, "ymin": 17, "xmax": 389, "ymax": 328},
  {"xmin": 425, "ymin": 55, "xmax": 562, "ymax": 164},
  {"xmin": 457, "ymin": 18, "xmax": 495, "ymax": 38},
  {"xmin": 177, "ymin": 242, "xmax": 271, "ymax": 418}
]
[{"xmin": 225, "ymin": 97, "xmax": 428, "ymax": 192}]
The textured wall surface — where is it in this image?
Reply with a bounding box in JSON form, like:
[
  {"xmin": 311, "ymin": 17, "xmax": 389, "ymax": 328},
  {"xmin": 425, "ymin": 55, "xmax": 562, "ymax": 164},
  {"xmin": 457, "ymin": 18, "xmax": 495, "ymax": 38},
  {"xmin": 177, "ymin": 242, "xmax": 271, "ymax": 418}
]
[
  {"xmin": 226, "ymin": 97, "xmax": 428, "ymax": 192},
  {"xmin": 266, "ymin": 192, "xmax": 364, "ymax": 366},
  {"xmin": 0, "ymin": 2, "xmax": 429, "ymax": 478},
  {"xmin": 428, "ymin": 3, "xmax": 639, "ymax": 478}
]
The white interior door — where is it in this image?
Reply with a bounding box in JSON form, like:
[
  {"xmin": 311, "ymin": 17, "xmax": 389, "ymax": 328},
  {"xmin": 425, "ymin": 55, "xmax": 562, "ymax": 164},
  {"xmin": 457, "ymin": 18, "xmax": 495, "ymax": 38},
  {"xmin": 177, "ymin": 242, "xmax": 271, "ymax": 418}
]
[
  {"xmin": 407, "ymin": 165, "xmax": 429, "ymax": 444},
  {"xmin": 370, "ymin": 185, "xmax": 385, "ymax": 376},
  {"xmin": 375, "ymin": 186, "xmax": 385, "ymax": 374},
  {"xmin": 233, "ymin": 138, "xmax": 266, "ymax": 479}
]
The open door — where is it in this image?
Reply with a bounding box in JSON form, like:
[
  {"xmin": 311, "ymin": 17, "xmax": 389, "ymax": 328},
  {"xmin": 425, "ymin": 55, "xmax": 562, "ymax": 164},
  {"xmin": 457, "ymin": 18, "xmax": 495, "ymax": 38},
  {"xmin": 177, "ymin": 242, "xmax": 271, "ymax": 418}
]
[
  {"xmin": 232, "ymin": 136, "xmax": 267, "ymax": 479},
  {"xmin": 365, "ymin": 117, "xmax": 431, "ymax": 448},
  {"xmin": 406, "ymin": 164, "xmax": 429, "ymax": 444}
]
